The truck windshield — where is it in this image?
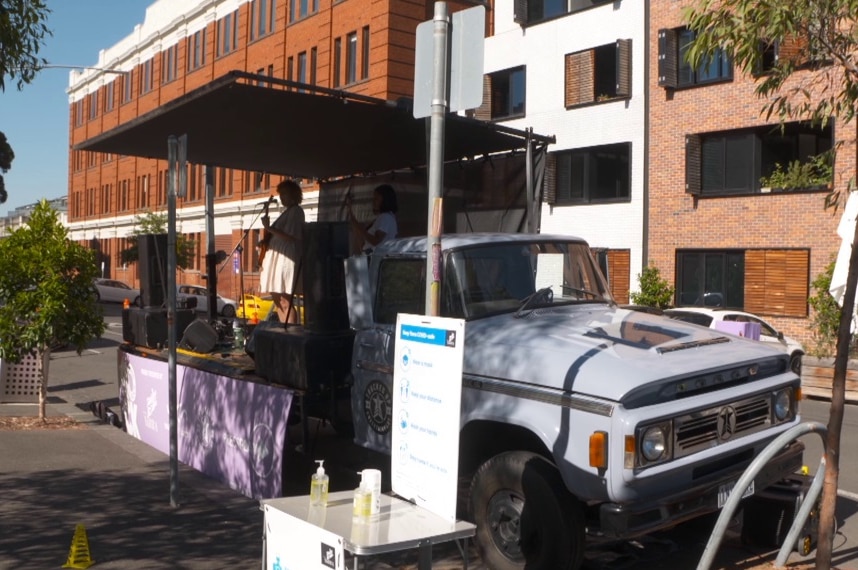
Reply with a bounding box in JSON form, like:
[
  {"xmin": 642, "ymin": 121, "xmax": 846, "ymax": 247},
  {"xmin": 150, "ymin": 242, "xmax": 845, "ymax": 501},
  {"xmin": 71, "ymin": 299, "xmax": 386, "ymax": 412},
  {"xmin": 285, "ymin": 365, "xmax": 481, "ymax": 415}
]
[{"xmin": 445, "ymin": 241, "xmax": 613, "ymax": 319}]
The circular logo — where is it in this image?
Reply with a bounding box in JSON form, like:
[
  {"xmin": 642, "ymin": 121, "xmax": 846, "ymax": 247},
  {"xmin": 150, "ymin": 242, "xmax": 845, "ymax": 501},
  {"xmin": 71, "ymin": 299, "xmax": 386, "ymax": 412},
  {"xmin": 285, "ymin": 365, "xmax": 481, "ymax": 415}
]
[
  {"xmin": 252, "ymin": 423, "xmax": 275, "ymax": 478},
  {"xmin": 717, "ymin": 406, "xmax": 737, "ymax": 441},
  {"xmin": 364, "ymin": 381, "xmax": 392, "ymax": 434}
]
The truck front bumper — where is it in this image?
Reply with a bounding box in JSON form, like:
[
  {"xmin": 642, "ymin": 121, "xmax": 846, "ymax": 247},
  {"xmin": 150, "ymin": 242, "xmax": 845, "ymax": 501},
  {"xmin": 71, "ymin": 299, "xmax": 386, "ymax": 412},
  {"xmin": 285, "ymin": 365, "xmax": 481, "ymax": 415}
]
[{"xmin": 597, "ymin": 440, "xmax": 805, "ymax": 541}]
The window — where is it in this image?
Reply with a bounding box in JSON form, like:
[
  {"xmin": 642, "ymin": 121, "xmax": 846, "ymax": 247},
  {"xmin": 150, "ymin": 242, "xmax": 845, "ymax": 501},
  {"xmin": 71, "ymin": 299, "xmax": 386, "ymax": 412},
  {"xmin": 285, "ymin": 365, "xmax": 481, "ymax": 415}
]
[
  {"xmin": 297, "ymin": 51, "xmax": 307, "ymax": 85},
  {"xmin": 676, "ymin": 249, "xmax": 809, "ymax": 317},
  {"xmin": 122, "ymin": 70, "xmax": 133, "ymax": 103},
  {"xmin": 100, "ymin": 184, "xmax": 112, "ymax": 212},
  {"xmin": 685, "ymin": 121, "xmax": 833, "ymax": 195},
  {"xmin": 375, "ymin": 259, "xmax": 426, "ymax": 324},
  {"xmin": 565, "ymin": 40, "xmax": 632, "ymax": 107},
  {"xmin": 162, "ymin": 44, "xmax": 178, "ymax": 84},
  {"xmin": 658, "ymin": 27, "xmax": 732, "ymax": 88},
  {"xmin": 333, "ymin": 37, "xmax": 342, "ymax": 88},
  {"xmin": 514, "ymin": 0, "xmax": 611, "ymax": 26},
  {"xmin": 250, "ymin": 0, "xmax": 276, "ymax": 41},
  {"xmin": 290, "ymin": 0, "xmax": 317, "ymax": 22},
  {"xmin": 361, "ymin": 26, "xmax": 370, "ymax": 80},
  {"xmin": 188, "ymin": 29, "xmax": 207, "ymax": 71},
  {"xmin": 287, "ymin": 56, "xmax": 294, "ymax": 83},
  {"xmin": 243, "ymin": 228, "xmax": 263, "ymax": 272},
  {"xmin": 104, "ymin": 81, "xmax": 115, "ymax": 112},
  {"xmin": 545, "ymin": 143, "xmax": 631, "ymax": 204},
  {"xmin": 217, "ymin": 167, "xmax": 233, "ymax": 197},
  {"xmin": 346, "ymin": 32, "xmax": 357, "ymax": 84},
  {"xmin": 217, "ymin": 10, "xmax": 239, "ymax": 57},
  {"xmin": 87, "ymin": 91, "xmax": 98, "ymax": 121},
  {"xmin": 139, "ymin": 58, "xmax": 154, "ymax": 94},
  {"xmin": 310, "ymin": 47, "xmax": 317, "ymax": 85},
  {"xmin": 476, "ymin": 66, "xmax": 526, "ymax": 120},
  {"xmin": 74, "ymin": 100, "xmax": 83, "ymax": 126}
]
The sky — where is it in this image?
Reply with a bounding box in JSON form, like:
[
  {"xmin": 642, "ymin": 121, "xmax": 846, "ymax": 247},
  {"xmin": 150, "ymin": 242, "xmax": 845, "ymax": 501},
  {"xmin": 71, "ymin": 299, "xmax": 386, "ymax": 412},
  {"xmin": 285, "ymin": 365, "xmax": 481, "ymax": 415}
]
[{"xmin": 0, "ymin": 0, "xmax": 152, "ymax": 217}]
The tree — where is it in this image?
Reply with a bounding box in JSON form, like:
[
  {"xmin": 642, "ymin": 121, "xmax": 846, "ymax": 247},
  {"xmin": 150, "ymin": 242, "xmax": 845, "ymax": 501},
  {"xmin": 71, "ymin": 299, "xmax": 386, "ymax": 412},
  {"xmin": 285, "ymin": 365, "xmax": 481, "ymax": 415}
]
[
  {"xmin": 0, "ymin": 200, "xmax": 105, "ymax": 419},
  {"xmin": 629, "ymin": 265, "xmax": 675, "ymax": 309},
  {"xmin": 683, "ymin": 2, "xmax": 858, "ymax": 567},
  {"xmin": 0, "ymin": 130, "xmax": 13, "ymax": 204},
  {"xmin": 119, "ymin": 211, "xmax": 196, "ymax": 269},
  {"xmin": 0, "ymin": 0, "xmax": 52, "ymax": 92}
]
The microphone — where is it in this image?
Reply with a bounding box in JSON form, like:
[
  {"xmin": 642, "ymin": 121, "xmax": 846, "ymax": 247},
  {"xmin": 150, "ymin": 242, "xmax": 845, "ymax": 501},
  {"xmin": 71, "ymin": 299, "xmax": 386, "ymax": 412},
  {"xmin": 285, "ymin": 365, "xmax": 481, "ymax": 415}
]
[{"xmin": 258, "ymin": 196, "xmax": 277, "ymax": 207}]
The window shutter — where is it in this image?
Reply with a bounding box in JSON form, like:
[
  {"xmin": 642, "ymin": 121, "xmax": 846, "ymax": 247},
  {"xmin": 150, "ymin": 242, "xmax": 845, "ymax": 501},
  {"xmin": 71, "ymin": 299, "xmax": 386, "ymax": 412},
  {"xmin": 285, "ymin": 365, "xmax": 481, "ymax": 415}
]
[
  {"xmin": 616, "ymin": 39, "xmax": 632, "ymax": 98},
  {"xmin": 514, "ymin": 0, "xmax": 529, "ymax": 25},
  {"xmin": 565, "ymin": 51, "xmax": 594, "ymax": 107},
  {"xmin": 658, "ymin": 28, "xmax": 678, "ymax": 88},
  {"xmin": 744, "ymin": 249, "xmax": 809, "ymax": 317},
  {"xmin": 474, "ymin": 75, "xmax": 492, "ymax": 121},
  {"xmin": 543, "ymin": 153, "xmax": 557, "ymax": 204},
  {"xmin": 777, "ymin": 34, "xmax": 809, "ymax": 66},
  {"xmin": 685, "ymin": 134, "xmax": 701, "ymax": 195},
  {"xmin": 607, "ymin": 249, "xmax": 631, "ymax": 304}
]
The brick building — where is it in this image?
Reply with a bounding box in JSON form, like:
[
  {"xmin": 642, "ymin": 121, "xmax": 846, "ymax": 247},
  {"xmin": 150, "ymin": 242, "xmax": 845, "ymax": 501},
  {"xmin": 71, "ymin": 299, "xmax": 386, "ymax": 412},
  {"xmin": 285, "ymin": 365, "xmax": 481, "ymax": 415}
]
[
  {"xmin": 648, "ymin": 1, "xmax": 852, "ymax": 347},
  {"xmin": 66, "ymin": 0, "xmax": 467, "ymax": 302}
]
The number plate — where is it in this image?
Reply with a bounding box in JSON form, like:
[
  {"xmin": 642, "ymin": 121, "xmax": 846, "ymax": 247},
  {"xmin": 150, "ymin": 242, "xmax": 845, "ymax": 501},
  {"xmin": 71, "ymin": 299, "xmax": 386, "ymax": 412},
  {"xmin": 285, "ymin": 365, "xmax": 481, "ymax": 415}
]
[{"xmin": 717, "ymin": 480, "xmax": 755, "ymax": 508}]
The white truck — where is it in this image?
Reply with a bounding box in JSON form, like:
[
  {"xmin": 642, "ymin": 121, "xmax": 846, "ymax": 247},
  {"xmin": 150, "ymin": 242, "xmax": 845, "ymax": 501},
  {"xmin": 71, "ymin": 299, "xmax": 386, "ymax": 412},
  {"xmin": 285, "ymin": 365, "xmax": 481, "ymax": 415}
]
[{"xmin": 331, "ymin": 231, "xmax": 803, "ymax": 570}]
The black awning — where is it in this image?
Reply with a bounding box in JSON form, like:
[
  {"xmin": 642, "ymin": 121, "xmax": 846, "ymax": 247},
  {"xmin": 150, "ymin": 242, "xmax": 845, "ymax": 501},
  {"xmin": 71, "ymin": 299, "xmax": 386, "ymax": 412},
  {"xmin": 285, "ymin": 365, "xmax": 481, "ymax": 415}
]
[{"xmin": 76, "ymin": 71, "xmax": 552, "ymax": 179}]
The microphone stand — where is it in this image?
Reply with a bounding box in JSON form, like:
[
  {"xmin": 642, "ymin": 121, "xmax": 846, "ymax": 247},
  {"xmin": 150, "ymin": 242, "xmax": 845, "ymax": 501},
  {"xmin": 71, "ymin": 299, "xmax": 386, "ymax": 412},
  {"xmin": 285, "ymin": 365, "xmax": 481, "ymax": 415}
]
[{"xmin": 219, "ymin": 199, "xmax": 276, "ymax": 326}]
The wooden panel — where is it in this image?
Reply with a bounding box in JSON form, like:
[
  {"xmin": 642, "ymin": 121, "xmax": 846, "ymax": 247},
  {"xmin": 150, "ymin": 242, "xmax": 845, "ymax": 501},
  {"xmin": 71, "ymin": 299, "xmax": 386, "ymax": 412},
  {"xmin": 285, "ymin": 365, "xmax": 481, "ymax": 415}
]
[
  {"xmin": 616, "ymin": 39, "xmax": 632, "ymax": 98},
  {"xmin": 744, "ymin": 250, "xmax": 767, "ymax": 314},
  {"xmin": 565, "ymin": 50, "xmax": 593, "ymax": 107},
  {"xmin": 744, "ymin": 249, "xmax": 809, "ymax": 317},
  {"xmin": 607, "ymin": 249, "xmax": 631, "ymax": 304}
]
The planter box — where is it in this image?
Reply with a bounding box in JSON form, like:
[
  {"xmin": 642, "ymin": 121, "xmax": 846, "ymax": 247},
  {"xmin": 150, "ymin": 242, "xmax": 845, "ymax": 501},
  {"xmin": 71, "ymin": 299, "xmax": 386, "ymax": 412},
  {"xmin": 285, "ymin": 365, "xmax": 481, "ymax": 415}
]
[
  {"xmin": 0, "ymin": 352, "xmax": 44, "ymax": 404},
  {"xmin": 801, "ymin": 356, "xmax": 858, "ymax": 403}
]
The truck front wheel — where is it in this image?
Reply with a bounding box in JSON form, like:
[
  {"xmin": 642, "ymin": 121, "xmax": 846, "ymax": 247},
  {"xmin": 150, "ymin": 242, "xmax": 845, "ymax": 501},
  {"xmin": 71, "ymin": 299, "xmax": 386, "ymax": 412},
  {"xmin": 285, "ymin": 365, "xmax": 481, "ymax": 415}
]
[{"xmin": 469, "ymin": 451, "xmax": 584, "ymax": 570}]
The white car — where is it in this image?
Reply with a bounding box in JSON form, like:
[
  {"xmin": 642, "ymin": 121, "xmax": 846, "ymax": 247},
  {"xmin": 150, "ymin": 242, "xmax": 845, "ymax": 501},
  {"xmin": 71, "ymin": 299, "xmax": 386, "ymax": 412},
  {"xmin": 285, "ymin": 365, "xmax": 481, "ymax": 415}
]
[
  {"xmin": 664, "ymin": 307, "xmax": 804, "ymax": 373},
  {"xmin": 93, "ymin": 278, "xmax": 140, "ymax": 306},
  {"xmin": 177, "ymin": 284, "xmax": 237, "ymax": 318}
]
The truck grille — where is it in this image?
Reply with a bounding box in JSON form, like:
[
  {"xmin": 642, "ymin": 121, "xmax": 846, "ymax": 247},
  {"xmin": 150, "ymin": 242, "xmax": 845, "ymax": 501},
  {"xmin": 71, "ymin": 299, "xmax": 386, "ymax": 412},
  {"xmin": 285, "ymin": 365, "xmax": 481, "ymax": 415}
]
[{"xmin": 673, "ymin": 395, "xmax": 772, "ymax": 459}]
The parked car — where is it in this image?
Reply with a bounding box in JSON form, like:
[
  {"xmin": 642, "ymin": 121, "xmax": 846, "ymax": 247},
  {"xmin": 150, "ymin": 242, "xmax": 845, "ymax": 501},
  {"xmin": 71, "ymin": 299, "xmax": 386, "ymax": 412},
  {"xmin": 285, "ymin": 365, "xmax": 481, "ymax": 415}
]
[
  {"xmin": 237, "ymin": 294, "xmax": 275, "ymax": 321},
  {"xmin": 177, "ymin": 284, "xmax": 237, "ymax": 318},
  {"xmin": 93, "ymin": 278, "xmax": 140, "ymax": 306},
  {"xmin": 664, "ymin": 307, "xmax": 805, "ymax": 373}
]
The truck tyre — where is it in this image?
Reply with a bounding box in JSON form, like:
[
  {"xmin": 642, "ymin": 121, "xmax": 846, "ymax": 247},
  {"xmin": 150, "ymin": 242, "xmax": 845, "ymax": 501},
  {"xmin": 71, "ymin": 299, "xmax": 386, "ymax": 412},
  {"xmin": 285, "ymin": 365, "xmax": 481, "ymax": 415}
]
[{"xmin": 469, "ymin": 451, "xmax": 584, "ymax": 570}]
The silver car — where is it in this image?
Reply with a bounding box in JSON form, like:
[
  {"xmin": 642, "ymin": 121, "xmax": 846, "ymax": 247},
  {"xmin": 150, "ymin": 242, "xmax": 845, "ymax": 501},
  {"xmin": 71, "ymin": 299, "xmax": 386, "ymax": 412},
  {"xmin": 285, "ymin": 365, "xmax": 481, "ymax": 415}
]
[{"xmin": 93, "ymin": 278, "xmax": 140, "ymax": 306}]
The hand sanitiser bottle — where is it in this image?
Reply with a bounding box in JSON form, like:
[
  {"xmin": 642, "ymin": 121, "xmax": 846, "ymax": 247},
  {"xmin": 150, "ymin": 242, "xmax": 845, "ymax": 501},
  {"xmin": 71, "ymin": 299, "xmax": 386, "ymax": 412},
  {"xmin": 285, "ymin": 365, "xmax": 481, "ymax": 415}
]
[{"xmin": 310, "ymin": 460, "xmax": 329, "ymax": 507}]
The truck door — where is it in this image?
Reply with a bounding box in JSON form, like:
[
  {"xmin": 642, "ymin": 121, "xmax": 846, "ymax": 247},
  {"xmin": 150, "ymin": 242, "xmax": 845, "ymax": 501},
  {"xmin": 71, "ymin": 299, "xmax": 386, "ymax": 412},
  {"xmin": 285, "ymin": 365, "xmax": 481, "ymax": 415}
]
[{"xmin": 351, "ymin": 256, "xmax": 426, "ymax": 454}]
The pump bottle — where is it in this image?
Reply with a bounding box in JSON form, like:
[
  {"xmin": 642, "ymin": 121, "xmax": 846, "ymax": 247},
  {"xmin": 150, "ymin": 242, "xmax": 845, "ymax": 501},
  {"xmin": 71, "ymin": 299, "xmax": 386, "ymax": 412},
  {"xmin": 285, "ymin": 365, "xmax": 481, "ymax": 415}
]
[{"xmin": 310, "ymin": 460, "xmax": 329, "ymax": 507}]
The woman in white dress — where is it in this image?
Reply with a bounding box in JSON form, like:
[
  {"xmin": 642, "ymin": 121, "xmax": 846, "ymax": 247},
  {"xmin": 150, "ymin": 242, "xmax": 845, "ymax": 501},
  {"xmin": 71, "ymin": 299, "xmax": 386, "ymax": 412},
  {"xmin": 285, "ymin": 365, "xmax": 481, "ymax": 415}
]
[
  {"xmin": 348, "ymin": 184, "xmax": 398, "ymax": 254},
  {"xmin": 260, "ymin": 179, "xmax": 305, "ymax": 324}
]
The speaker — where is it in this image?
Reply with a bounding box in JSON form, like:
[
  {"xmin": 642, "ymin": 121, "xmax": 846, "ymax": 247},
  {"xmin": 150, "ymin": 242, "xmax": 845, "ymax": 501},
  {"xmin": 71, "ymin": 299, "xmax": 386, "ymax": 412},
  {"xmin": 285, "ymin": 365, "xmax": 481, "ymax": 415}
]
[
  {"xmin": 179, "ymin": 320, "xmax": 219, "ymax": 353},
  {"xmin": 138, "ymin": 233, "xmax": 167, "ymax": 308},
  {"xmin": 124, "ymin": 307, "xmax": 196, "ymax": 349},
  {"xmin": 302, "ymin": 222, "xmax": 350, "ymax": 334}
]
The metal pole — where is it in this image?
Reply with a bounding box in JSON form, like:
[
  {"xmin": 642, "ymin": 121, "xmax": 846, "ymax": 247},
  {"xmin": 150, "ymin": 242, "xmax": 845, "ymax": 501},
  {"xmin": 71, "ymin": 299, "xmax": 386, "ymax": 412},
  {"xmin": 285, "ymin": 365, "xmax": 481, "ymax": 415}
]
[
  {"xmin": 425, "ymin": 1, "xmax": 449, "ymax": 317},
  {"xmin": 205, "ymin": 166, "xmax": 217, "ymax": 321},
  {"xmin": 167, "ymin": 136, "xmax": 180, "ymax": 507}
]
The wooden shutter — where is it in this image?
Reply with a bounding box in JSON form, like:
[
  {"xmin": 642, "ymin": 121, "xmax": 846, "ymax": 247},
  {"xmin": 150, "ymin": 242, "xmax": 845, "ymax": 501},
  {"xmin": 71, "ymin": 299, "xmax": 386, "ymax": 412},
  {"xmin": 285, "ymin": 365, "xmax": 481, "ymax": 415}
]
[
  {"xmin": 657, "ymin": 28, "xmax": 678, "ymax": 88},
  {"xmin": 744, "ymin": 249, "xmax": 809, "ymax": 317},
  {"xmin": 514, "ymin": 0, "xmax": 528, "ymax": 26},
  {"xmin": 685, "ymin": 134, "xmax": 702, "ymax": 195},
  {"xmin": 607, "ymin": 249, "xmax": 631, "ymax": 304},
  {"xmin": 565, "ymin": 50, "xmax": 594, "ymax": 107},
  {"xmin": 474, "ymin": 75, "xmax": 492, "ymax": 121},
  {"xmin": 543, "ymin": 153, "xmax": 557, "ymax": 204},
  {"xmin": 616, "ymin": 39, "xmax": 632, "ymax": 98},
  {"xmin": 777, "ymin": 34, "xmax": 809, "ymax": 66}
]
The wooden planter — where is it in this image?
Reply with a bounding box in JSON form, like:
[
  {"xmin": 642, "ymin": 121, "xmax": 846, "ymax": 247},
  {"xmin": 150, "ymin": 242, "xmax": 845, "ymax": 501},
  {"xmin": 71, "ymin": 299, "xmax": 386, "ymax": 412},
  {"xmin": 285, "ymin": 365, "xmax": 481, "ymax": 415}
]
[{"xmin": 801, "ymin": 356, "xmax": 858, "ymax": 403}]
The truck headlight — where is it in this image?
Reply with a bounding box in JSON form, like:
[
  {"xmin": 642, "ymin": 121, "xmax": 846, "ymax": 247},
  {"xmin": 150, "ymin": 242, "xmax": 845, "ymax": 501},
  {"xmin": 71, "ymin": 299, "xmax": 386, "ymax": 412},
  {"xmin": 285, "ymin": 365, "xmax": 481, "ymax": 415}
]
[
  {"xmin": 641, "ymin": 426, "xmax": 667, "ymax": 462},
  {"xmin": 773, "ymin": 388, "xmax": 792, "ymax": 421}
]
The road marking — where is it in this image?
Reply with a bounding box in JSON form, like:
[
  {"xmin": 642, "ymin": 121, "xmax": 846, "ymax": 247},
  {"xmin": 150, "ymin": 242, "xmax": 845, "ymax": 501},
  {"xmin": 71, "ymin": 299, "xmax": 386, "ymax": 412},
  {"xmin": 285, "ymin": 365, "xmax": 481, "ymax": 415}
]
[{"xmin": 838, "ymin": 489, "xmax": 858, "ymax": 502}]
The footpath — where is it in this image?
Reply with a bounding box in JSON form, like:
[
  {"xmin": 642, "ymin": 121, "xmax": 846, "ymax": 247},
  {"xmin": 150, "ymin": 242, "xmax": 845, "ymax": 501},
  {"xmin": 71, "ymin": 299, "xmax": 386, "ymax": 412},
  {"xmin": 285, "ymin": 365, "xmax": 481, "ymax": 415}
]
[{"xmin": 0, "ymin": 329, "xmax": 850, "ymax": 570}]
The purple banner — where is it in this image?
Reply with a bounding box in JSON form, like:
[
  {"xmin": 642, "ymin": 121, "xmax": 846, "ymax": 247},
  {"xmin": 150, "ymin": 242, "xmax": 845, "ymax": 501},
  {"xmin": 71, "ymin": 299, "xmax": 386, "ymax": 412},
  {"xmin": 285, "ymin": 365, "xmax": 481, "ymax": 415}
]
[{"xmin": 118, "ymin": 350, "xmax": 293, "ymax": 499}]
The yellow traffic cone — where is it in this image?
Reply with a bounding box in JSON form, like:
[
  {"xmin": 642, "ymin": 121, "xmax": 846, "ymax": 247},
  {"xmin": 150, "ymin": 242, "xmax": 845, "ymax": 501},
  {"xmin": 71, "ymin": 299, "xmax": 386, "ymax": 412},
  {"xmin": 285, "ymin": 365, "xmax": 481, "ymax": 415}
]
[{"xmin": 63, "ymin": 524, "xmax": 94, "ymax": 569}]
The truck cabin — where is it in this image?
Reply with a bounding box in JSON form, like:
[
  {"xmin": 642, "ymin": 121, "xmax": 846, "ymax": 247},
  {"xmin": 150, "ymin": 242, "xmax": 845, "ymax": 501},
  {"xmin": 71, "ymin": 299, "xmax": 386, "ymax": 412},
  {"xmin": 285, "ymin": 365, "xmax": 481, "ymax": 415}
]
[{"xmin": 371, "ymin": 235, "xmax": 614, "ymax": 324}]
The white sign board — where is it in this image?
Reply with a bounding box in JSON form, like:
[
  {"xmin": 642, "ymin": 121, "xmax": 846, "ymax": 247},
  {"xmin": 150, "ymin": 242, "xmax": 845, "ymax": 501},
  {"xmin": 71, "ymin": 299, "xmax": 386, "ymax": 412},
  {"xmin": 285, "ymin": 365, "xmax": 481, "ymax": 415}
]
[
  {"xmin": 413, "ymin": 5, "xmax": 485, "ymax": 118},
  {"xmin": 264, "ymin": 504, "xmax": 344, "ymax": 570},
  {"xmin": 391, "ymin": 314, "xmax": 465, "ymax": 521}
]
